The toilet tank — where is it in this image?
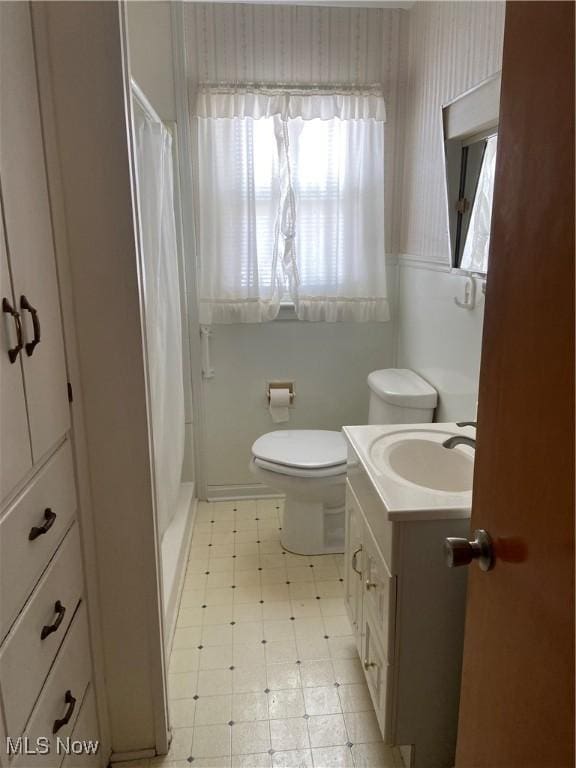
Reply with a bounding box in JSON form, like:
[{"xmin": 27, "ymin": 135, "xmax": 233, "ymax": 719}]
[{"xmin": 367, "ymin": 369, "xmax": 438, "ymax": 424}]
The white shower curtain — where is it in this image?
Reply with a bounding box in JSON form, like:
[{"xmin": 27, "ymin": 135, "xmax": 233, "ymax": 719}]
[{"xmin": 133, "ymin": 99, "xmax": 185, "ymax": 540}]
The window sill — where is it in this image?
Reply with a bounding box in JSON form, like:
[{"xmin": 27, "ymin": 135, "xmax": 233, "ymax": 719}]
[{"xmin": 276, "ymin": 303, "xmax": 299, "ymax": 321}]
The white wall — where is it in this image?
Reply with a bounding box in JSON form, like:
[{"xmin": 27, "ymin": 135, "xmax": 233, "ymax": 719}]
[
  {"xmin": 126, "ymin": 1, "xmax": 176, "ymax": 122},
  {"xmin": 397, "ymin": 265, "xmax": 485, "ymax": 421},
  {"xmin": 396, "ymin": 1, "xmax": 505, "ymax": 421},
  {"xmin": 183, "ymin": 4, "xmax": 403, "ymax": 494},
  {"xmin": 204, "ymin": 316, "xmax": 396, "ymax": 490}
]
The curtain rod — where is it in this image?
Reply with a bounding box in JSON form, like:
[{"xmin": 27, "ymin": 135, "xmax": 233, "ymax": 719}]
[{"xmin": 197, "ymin": 81, "xmax": 383, "ymax": 93}]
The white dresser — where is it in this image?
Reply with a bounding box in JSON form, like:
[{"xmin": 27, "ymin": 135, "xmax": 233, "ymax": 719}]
[{"xmin": 0, "ymin": 4, "xmax": 100, "ymax": 766}]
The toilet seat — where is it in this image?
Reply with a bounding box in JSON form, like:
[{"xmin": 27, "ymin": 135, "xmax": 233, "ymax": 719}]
[
  {"xmin": 252, "ymin": 429, "xmax": 347, "ymax": 471},
  {"xmin": 253, "ymin": 456, "xmax": 347, "ymax": 479}
]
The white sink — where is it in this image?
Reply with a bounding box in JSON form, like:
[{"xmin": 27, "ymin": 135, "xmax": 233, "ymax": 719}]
[
  {"xmin": 343, "ymin": 424, "xmax": 474, "ymax": 520},
  {"xmin": 369, "ymin": 429, "xmax": 474, "ymax": 494}
]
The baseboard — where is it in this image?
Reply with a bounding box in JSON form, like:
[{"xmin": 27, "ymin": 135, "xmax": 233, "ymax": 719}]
[{"xmin": 207, "ymin": 483, "xmax": 284, "ymax": 501}]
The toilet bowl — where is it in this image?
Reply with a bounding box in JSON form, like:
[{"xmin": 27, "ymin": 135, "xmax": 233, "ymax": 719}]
[
  {"xmin": 250, "ymin": 369, "xmax": 438, "ymax": 556},
  {"xmin": 250, "ymin": 430, "xmax": 347, "ymax": 555}
]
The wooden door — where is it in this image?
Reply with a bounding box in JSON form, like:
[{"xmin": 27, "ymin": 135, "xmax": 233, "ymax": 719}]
[
  {"xmin": 0, "ymin": 212, "xmax": 32, "ymax": 500},
  {"xmin": 455, "ymin": 3, "xmax": 574, "ymax": 766},
  {"xmin": 0, "ymin": 2, "xmax": 70, "ymax": 464}
]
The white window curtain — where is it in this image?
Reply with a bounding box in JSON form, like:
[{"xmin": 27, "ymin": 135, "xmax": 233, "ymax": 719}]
[{"xmin": 194, "ymin": 87, "xmax": 389, "ymax": 323}]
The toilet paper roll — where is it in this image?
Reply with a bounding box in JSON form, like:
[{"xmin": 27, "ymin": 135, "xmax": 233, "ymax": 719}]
[{"xmin": 269, "ymin": 388, "xmax": 291, "ymax": 423}]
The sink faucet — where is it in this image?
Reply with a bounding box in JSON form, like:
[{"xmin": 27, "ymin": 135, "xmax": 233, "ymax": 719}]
[{"xmin": 443, "ymin": 435, "xmax": 476, "ymax": 450}]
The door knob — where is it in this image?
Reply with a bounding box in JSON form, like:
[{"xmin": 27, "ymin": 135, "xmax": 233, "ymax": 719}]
[{"xmin": 444, "ymin": 529, "xmax": 494, "ymax": 571}]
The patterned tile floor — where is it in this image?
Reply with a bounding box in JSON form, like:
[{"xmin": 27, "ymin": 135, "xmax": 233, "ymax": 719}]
[{"xmin": 123, "ymin": 499, "xmax": 404, "ymax": 768}]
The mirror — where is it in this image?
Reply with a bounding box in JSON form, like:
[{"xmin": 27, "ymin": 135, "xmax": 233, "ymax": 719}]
[{"xmin": 443, "ymin": 74, "xmax": 500, "ymax": 274}]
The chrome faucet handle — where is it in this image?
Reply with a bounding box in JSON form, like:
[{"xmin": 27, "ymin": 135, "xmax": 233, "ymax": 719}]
[{"xmin": 456, "ymin": 421, "xmax": 477, "ymax": 428}]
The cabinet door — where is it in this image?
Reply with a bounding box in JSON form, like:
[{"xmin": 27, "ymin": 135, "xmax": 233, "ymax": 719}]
[
  {"xmin": 0, "ymin": 2, "xmax": 70, "ymax": 463},
  {"xmin": 344, "ymin": 482, "xmax": 364, "ymax": 651},
  {"xmin": 0, "ymin": 214, "xmax": 32, "ymax": 500},
  {"xmin": 362, "ymin": 606, "xmax": 392, "ymax": 743},
  {"xmin": 363, "ymin": 529, "xmax": 396, "ymax": 664}
]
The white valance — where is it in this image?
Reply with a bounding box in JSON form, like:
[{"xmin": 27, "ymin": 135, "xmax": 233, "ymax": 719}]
[{"xmin": 194, "ymin": 86, "xmax": 386, "ymax": 122}]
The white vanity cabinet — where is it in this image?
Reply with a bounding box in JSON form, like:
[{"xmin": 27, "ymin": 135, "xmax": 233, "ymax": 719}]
[
  {"xmin": 0, "ymin": 4, "xmax": 101, "ymax": 765},
  {"xmin": 344, "ymin": 436, "xmax": 470, "ymax": 768}
]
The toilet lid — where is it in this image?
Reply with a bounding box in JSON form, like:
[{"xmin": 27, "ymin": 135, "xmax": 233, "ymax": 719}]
[{"xmin": 252, "ymin": 430, "xmax": 347, "ymax": 470}]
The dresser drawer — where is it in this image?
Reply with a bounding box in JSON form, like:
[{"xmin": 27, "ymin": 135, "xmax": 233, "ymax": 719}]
[
  {"xmin": 12, "ymin": 603, "xmax": 91, "ymax": 768},
  {"xmin": 0, "ymin": 441, "xmax": 77, "ymax": 640},
  {"xmin": 61, "ymin": 687, "xmax": 101, "ymax": 768},
  {"xmin": 0, "ymin": 523, "xmax": 83, "ymax": 737}
]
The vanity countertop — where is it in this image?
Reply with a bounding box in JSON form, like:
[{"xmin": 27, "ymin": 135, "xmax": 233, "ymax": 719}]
[{"xmin": 342, "ymin": 423, "xmax": 475, "ymax": 522}]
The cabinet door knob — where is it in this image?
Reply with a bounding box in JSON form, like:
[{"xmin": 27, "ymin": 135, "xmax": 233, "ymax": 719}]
[
  {"xmin": 351, "ymin": 546, "xmax": 363, "ymax": 576},
  {"xmin": 2, "ymin": 297, "xmax": 23, "ymax": 363},
  {"xmin": 20, "ymin": 295, "xmax": 41, "ymax": 356},
  {"xmin": 365, "ymin": 580, "xmax": 378, "ymax": 591},
  {"xmin": 364, "ymin": 658, "xmax": 377, "ymax": 670},
  {"xmin": 444, "ymin": 529, "xmax": 494, "ymax": 571}
]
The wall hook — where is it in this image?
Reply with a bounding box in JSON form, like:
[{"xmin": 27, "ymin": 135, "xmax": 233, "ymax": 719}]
[{"xmin": 454, "ymin": 276, "xmax": 477, "ymax": 310}]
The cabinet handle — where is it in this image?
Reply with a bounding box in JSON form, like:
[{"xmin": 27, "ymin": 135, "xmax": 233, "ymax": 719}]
[
  {"xmin": 2, "ymin": 298, "xmax": 23, "ymax": 363},
  {"xmin": 52, "ymin": 690, "xmax": 76, "ymax": 734},
  {"xmin": 364, "ymin": 658, "xmax": 378, "ymax": 670},
  {"xmin": 41, "ymin": 600, "xmax": 66, "ymax": 640},
  {"xmin": 365, "ymin": 579, "xmax": 378, "ymax": 591},
  {"xmin": 20, "ymin": 295, "xmax": 41, "ymax": 356},
  {"xmin": 29, "ymin": 508, "xmax": 57, "ymax": 541},
  {"xmin": 351, "ymin": 546, "xmax": 363, "ymax": 576}
]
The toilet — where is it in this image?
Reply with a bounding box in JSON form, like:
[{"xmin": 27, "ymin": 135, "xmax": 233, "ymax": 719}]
[{"xmin": 250, "ymin": 369, "xmax": 438, "ymax": 555}]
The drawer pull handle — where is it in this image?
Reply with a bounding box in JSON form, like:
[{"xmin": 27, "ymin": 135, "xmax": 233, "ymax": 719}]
[
  {"xmin": 29, "ymin": 508, "xmax": 57, "ymax": 541},
  {"xmin": 2, "ymin": 298, "xmax": 23, "ymax": 363},
  {"xmin": 365, "ymin": 580, "xmax": 378, "ymax": 591},
  {"xmin": 41, "ymin": 600, "xmax": 66, "ymax": 640},
  {"xmin": 52, "ymin": 690, "xmax": 76, "ymax": 734},
  {"xmin": 20, "ymin": 295, "xmax": 41, "ymax": 356},
  {"xmin": 351, "ymin": 546, "xmax": 363, "ymax": 577},
  {"xmin": 364, "ymin": 658, "xmax": 378, "ymax": 671}
]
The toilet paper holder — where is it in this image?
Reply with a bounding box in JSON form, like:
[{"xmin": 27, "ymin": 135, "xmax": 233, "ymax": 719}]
[{"xmin": 266, "ymin": 381, "xmax": 295, "ymax": 405}]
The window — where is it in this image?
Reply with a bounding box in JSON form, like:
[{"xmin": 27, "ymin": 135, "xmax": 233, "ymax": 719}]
[{"xmin": 194, "ymin": 87, "xmax": 389, "ymax": 323}]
